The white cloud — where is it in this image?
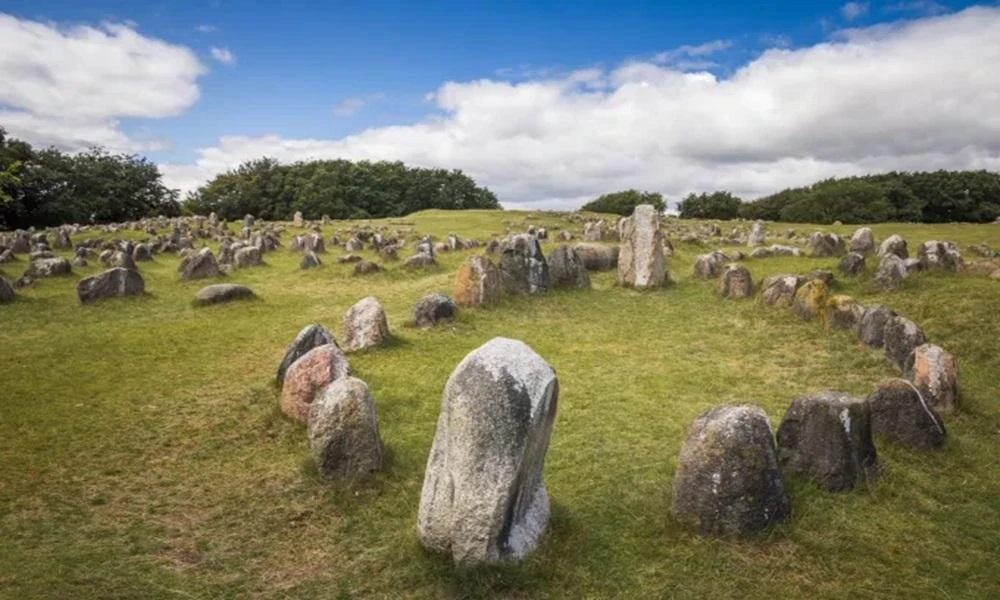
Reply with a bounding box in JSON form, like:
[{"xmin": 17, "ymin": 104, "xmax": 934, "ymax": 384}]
[
  {"xmin": 654, "ymin": 39, "xmax": 733, "ymax": 67},
  {"xmin": 841, "ymin": 2, "xmax": 870, "ymax": 21},
  {"xmin": 885, "ymin": 1, "xmax": 949, "ymax": 16},
  {"xmin": 195, "ymin": 24, "xmax": 217, "ymax": 33},
  {"xmin": 210, "ymin": 46, "xmax": 235, "ymax": 65},
  {"xmin": 0, "ymin": 13, "xmax": 205, "ymax": 152},
  {"xmin": 332, "ymin": 93, "xmax": 386, "ymax": 117}
]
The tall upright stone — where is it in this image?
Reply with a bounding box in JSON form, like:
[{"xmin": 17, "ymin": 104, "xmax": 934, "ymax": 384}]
[
  {"xmin": 418, "ymin": 338, "xmax": 558, "ymax": 564},
  {"xmin": 276, "ymin": 324, "xmax": 336, "ymax": 385},
  {"xmin": 747, "ymin": 220, "xmax": 766, "ymax": 247},
  {"xmin": 453, "ymin": 255, "xmax": 502, "ymax": 308},
  {"xmin": 343, "ymin": 296, "xmax": 390, "ymax": 352},
  {"xmin": 308, "ymin": 377, "xmax": 383, "ymax": 478},
  {"xmin": 499, "ymin": 234, "xmax": 549, "ymax": 294},
  {"xmin": 617, "ymin": 204, "xmax": 666, "ymax": 290},
  {"xmin": 906, "ymin": 344, "xmax": 960, "ymax": 413},
  {"xmin": 849, "ymin": 227, "xmax": 876, "ymax": 256}
]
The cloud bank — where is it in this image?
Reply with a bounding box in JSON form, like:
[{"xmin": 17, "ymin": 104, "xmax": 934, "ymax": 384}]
[{"xmin": 0, "ymin": 14, "xmax": 205, "ymax": 152}]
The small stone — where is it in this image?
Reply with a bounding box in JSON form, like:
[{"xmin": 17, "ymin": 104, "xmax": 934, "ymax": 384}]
[
  {"xmin": 500, "ymin": 234, "xmax": 549, "ymax": 294},
  {"xmin": 76, "ymin": 268, "xmax": 145, "ymax": 304},
  {"xmin": 276, "ymin": 324, "xmax": 336, "ymax": 385},
  {"xmin": 776, "ymin": 391, "xmax": 879, "ymax": 492},
  {"xmin": 233, "ymin": 246, "xmax": 262, "ymax": 268},
  {"xmin": 718, "ymin": 264, "xmax": 753, "ymax": 299},
  {"xmin": 300, "ymin": 251, "xmax": 321, "ymax": 269},
  {"xmin": 547, "ymin": 245, "xmax": 591, "ymax": 289},
  {"xmin": 572, "ymin": 243, "xmax": 619, "ymax": 271},
  {"xmin": 883, "ymin": 316, "xmax": 926, "ymax": 372},
  {"xmin": 280, "ymin": 343, "xmax": 351, "ymax": 423},
  {"xmin": 747, "ymin": 221, "xmax": 766, "ymax": 247},
  {"xmin": 849, "ymin": 227, "xmax": 876, "ymax": 256},
  {"xmin": 838, "ymin": 252, "xmax": 866, "ymax": 276},
  {"xmin": 179, "ymin": 248, "xmax": 221, "ymax": 280},
  {"xmin": 693, "ymin": 251, "xmax": 728, "ymax": 279},
  {"xmin": 192, "ymin": 283, "xmax": 256, "ymax": 306},
  {"xmin": 808, "ymin": 232, "xmax": 844, "ymax": 257},
  {"xmin": 671, "ymin": 404, "xmax": 790, "ymax": 537},
  {"xmin": 0, "ymin": 276, "xmax": 14, "ymax": 303},
  {"xmin": 858, "ymin": 305, "xmax": 896, "ymax": 348},
  {"xmin": 827, "ymin": 295, "xmax": 864, "ymax": 332},
  {"xmin": 308, "ymin": 377, "xmax": 383, "ymax": 477},
  {"xmin": 453, "ymin": 255, "xmax": 502, "ymax": 308},
  {"xmin": 878, "ymin": 234, "xmax": 908, "ymax": 259},
  {"xmin": 343, "ymin": 296, "xmax": 390, "ymax": 352},
  {"xmin": 917, "ymin": 240, "xmax": 963, "ymax": 272},
  {"xmin": 27, "ymin": 257, "xmax": 72, "ymax": 278},
  {"xmin": 761, "ymin": 274, "xmax": 803, "ymax": 307},
  {"xmin": 793, "ymin": 279, "xmax": 829, "ymax": 321},
  {"xmin": 412, "ymin": 293, "xmax": 457, "ymax": 328},
  {"xmin": 867, "ymin": 379, "xmax": 946, "ymax": 449},
  {"xmin": 353, "ymin": 260, "xmax": 381, "ymax": 275},
  {"xmin": 875, "ymin": 254, "xmax": 907, "ymax": 290},
  {"xmin": 403, "ymin": 253, "xmax": 436, "ymax": 269}
]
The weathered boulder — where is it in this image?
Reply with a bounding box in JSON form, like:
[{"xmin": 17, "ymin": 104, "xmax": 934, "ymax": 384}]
[
  {"xmin": 276, "ymin": 324, "xmax": 336, "ymax": 385},
  {"xmin": 671, "ymin": 404, "xmax": 790, "ymax": 537},
  {"xmin": 776, "ymin": 392, "xmax": 879, "ymax": 492},
  {"xmin": 761, "ymin": 274, "xmax": 802, "ymax": 307},
  {"xmin": 453, "ymin": 255, "xmax": 502, "ymax": 308},
  {"xmin": 0, "ymin": 276, "xmax": 14, "ymax": 303},
  {"xmin": 412, "ymin": 293, "xmax": 457, "ymax": 328},
  {"xmin": 499, "ymin": 234, "xmax": 549, "ymax": 294},
  {"xmin": 300, "ymin": 251, "xmax": 321, "ymax": 269},
  {"xmin": 343, "ymin": 296, "xmax": 390, "ymax": 352},
  {"xmin": 875, "ymin": 254, "xmax": 907, "ymax": 290},
  {"xmin": 827, "ymin": 295, "xmax": 864, "ymax": 332},
  {"xmin": 583, "ymin": 221, "xmax": 604, "ymax": 241},
  {"xmin": 917, "ymin": 240, "xmax": 963, "ymax": 272},
  {"xmin": 808, "ymin": 232, "xmax": 845, "ymax": 257},
  {"xmin": 307, "ymin": 377, "xmax": 383, "ymax": 477},
  {"xmin": 418, "ymin": 338, "xmax": 558, "ymax": 564},
  {"xmin": 867, "ymin": 379, "xmax": 946, "ymax": 449},
  {"xmin": 27, "ymin": 257, "xmax": 72, "ymax": 278},
  {"xmin": 353, "ymin": 260, "xmax": 381, "ymax": 275},
  {"xmin": 718, "ymin": 264, "xmax": 753, "ymax": 299},
  {"xmin": 279, "ymin": 343, "xmax": 351, "ymax": 423},
  {"xmin": 234, "ymin": 246, "xmax": 263, "ymax": 268},
  {"xmin": 132, "ymin": 243, "xmax": 153, "ymax": 262},
  {"xmin": 76, "ymin": 268, "xmax": 145, "ymax": 304},
  {"xmin": 747, "ymin": 221, "xmax": 766, "ymax": 247},
  {"xmin": 905, "ymin": 344, "xmax": 959, "ymax": 413},
  {"xmin": 572, "ymin": 243, "xmax": 618, "ymax": 271},
  {"xmin": 617, "ymin": 204, "xmax": 667, "ymax": 290},
  {"xmin": 192, "ymin": 283, "xmax": 256, "ymax": 306},
  {"xmin": 883, "ymin": 316, "xmax": 926, "ymax": 372},
  {"xmin": 403, "ymin": 253, "xmax": 436, "ymax": 269},
  {"xmin": 838, "ymin": 252, "xmax": 866, "ymax": 276},
  {"xmin": 693, "ymin": 251, "xmax": 728, "ymax": 279},
  {"xmin": 793, "ymin": 279, "xmax": 829, "ymax": 321},
  {"xmin": 179, "ymin": 248, "xmax": 221, "ymax": 280},
  {"xmin": 858, "ymin": 304, "xmax": 896, "ymax": 348},
  {"xmin": 849, "ymin": 227, "xmax": 876, "ymax": 256},
  {"xmin": 547, "ymin": 245, "xmax": 590, "ymax": 289},
  {"xmin": 878, "ymin": 234, "xmax": 908, "ymax": 259}
]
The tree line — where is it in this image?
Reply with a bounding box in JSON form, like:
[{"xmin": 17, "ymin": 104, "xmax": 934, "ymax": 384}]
[
  {"xmin": 184, "ymin": 157, "xmax": 500, "ymax": 221},
  {"xmin": 675, "ymin": 171, "xmax": 1000, "ymax": 223},
  {"xmin": 0, "ymin": 128, "xmax": 180, "ymax": 230}
]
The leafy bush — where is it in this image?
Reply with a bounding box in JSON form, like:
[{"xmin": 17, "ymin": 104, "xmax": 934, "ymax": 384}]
[{"xmin": 580, "ymin": 189, "xmax": 665, "ymax": 216}]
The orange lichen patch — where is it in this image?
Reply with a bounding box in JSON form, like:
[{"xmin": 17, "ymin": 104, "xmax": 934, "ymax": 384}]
[{"xmin": 793, "ymin": 279, "xmax": 829, "ymax": 321}]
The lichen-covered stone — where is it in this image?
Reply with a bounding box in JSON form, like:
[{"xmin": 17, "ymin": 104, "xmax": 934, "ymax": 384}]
[
  {"xmin": 917, "ymin": 240, "xmax": 963, "ymax": 272},
  {"xmin": 547, "ymin": 245, "xmax": 591, "ymax": 289},
  {"xmin": 671, "ymin": 404, "xmax": 790, "ymax": 537},
  {"xmin": 838, "ymin": 252, "xmax": 866, "ymax": 276},
  {"xmin": 883, "ymin": 316, "xmax": 926, "ymax": 372},
  {"xmin": 279, "ymin": 343, "xmax": 351, "ymax": 423},
  {"xmin": 718, "ymin": 264, "xmax": 753, "ymax": 299},
  {"xmin": 793, "ymin": 279, "xmax": 829, "ymax": 321},
  {"xmin": 76, "ymin": 267, "xmax": 145, "ymax": 304},
  {"xmin": 878, "ymin": 234, "xmax": 908, "ymax": 259},
  {"xmin": 276, "ymin": 324, "xmax": 336, "ymax": 385},
  {"xmin": 827, "ymin": 295, "xmax": 864, "ymax": 332},
  {"xmin": 572, "ymin": 243, "xmax": 619, "ymax": 271},
  {"xmin": 192, "ymin": 283, "xmax": 255, "ymax": 306},
  {"xmin": 308, "ymin": 377, "xmax": 383, "ymax": 477},
  {"xmin": 905, "ymin": 344, "xmax": 960, "ymax": 413},
  {"xmin": 412, "ymin": 293, "xmax": 457, "ymax": 328},
  {"xmin": 858, "ymin": 305, "xmax": 896, "ymax": 348},
  {"xmin": 343, "ymin": 296, "xmax": 390, "ymax": 352},
  {"xmin": 179, "ymin": 248, "xmax": 221, "ymax": 280},
  {"xmin": 500, "ymin": 234, "xmax": 549, "ymax": 294},
  {"xmin": 867, "ymin": 379, "xmax": 946, "ymax": 449},
  {"xmin": 761, "ymin": 274, "xmax": 802, "ymax": 307},
  {"xmin": 849, "ymin": 227, "xmax": 876, "ymax": 256},
  {"xmin": 418, "ymin": 338, "xmax": 558, "ymax": 564},
  {"xmin": 617, "ymin": 204, "xmax": 667, "ymax": 290}
]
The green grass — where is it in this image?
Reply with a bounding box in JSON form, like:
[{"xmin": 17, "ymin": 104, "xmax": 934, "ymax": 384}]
[{"xmin": 2, "ymin": 210, "xmax": 999, "ymax": 599}]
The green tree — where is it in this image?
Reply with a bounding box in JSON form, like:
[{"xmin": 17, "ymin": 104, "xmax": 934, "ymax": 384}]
[
  {"xmin": 677, "ymin": 191, "xmax": 743, "ymax": 219},
  {"xmin": 580, "ymin": 189, "xmax": 665, "ymax": 216}
]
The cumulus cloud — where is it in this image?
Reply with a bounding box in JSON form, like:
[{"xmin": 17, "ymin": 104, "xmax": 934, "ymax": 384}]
[
  {"xmin": 210, "ymin": 46, "xmax": 235, "ymax": 65},
  {"xmin": 332, "ymin": 93, "xmax": 386, "ymax": 117},
  {"xmin": 841, "ymin": 2, "xmax": 870, "ymax": 21},
  {"xmin": 885, "ymin": 1, "xmax": 949, "ymax": 16},
  {"xmin": 161, "ymin": 7, "xmax": 1000, "ymax": 208},
  {"xmin": 0, "ymin": 13, "xmax": 205, "ymax": 152}
]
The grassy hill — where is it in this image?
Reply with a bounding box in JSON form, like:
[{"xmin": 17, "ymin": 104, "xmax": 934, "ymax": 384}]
[{"xmin": 1, "ymin": 210, "xmax": 998, "ymax": 599}]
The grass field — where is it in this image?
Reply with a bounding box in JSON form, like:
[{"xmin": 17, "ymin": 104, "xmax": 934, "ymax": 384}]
[{"xmin": 2, "ymin": 210, "xmax": 999, "ymax": 599}]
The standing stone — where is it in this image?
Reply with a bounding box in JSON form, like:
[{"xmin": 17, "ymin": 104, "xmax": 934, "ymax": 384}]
[
  {"xmin": 276, "ymin": 324, "xmax": 336, "ymax": 385},
  {"xmin": 858, "ymin": 305, "xmax": 896, "ymax": 348},
  {"xmin": 404, "ymin": 253, "xmax": 436, "ymax": 269},
  {"xmin": 293, "ymin": 211, "xmax": 304, "ymax": 227},
  {"xmin": 572, "ymin": 243, "xmax": 619, "ymax": 271},
  {"xmin": 793, "ymin": 279, "xmax": 829, "ymax": 321},
  {"xmin": 418, "ymin": 338, "xmax": 558, "ymax": 564},
  {"xmin": 761, "ymin": 274, "xmax": 802, "ymax": 307},
  {"xmin": 243, "ymin": 214, "xmax": 255, "ymax": 229},
  {"xmin": 27, "ymin": 257, "xmax": 72, "ymax": 278},
  {"xmin": 280, "ymin": 343, "xmax": 352, "ymax": 423},
  {"xmin": 234, "ymin": 246, "xmax": 263, "ymax": 268},
  {"xmin": 547, "ymin": 245, "xmax": 590, "ymax": 289},
  {"xmin": 305, "ymin": 233, "xmax": 326, "ymax": 254},
  {"xmin": 132, "ymin": 243, "xmax": 153, "ymax": 262},
  {"xmin": 300, "ymin": 251, "xmax": 321, "ymax": 269},
  {"xmin": 343, "ymin": 296, "xmax": 390, "ymax": 352},
  {"xmin": 583, "ymin": 221, "xmax": 603, "ymax": 242},
  {"xmin": 0, "ymin": 276, "xmax": 14, "ymax": 303},
  {"xmin": 776, "ymin": 392, "xmax": 879, "ymax": 492},
  {"xmin": 808, "ymin": 232, "xmax": 845, "ymax": 257},
  {"xmin": 76, "ymin": 268, "xmax": 145, "ymax": 304},
  {"xmin": 617, "ymin": 204, "xmax": 666, "ymax": 290},
  {"xmin": 827, "ymin": 295, "xmax": 864, "ymax": 332},
  {"xmin": 747, "ymin": 221, "xmax": 766, "ymax": 247},
  {"xmin": 453, "ymin": 255, "xmax": 502, "ymax": 308},
  {"xmin": 883, "ymin": 316, "xmax": 926, "ymax": 372},
  {"xmin": 875, "ymin": 254, "xmax": 907, "ymax": 290},
  {"xmin": 693, "ymin": 251, "xmax": 728, "ymax": 279},
  {"xmin": 849, "ymin": 227, "xmax": 876, "ymax": 256},
  {"xmin": 905, "ymin": 344, "xmax": 960, "ymax": 413},
  {"xmin": 838, "ymin": 252, "xmax": 866, "ymax": 276},
  {"xmin": 179, "ymin": 248, "xmax": 221, "ymax": 280},
  {"xmin": 500, "ymin": 234, "xmax": 549, "ymax": 294},
  {"xmin": 671, "ymin": 405, "xmax": 790, "ymax": 537},
  {"xmin": 307, "ymin": 377, "xmax": 383, "ymax": 477},
  {"xmin": 867, "ymin": 379, "xmax": 946, "ymax": 449},
  {"xmin": 412, "ymin": 293, "xmax": 457, "ymax": 328},
  {"xmin": 878, "ymin": 234, "xmax": 908, "ymax": 259},
  {"xmin": 917, "ymin": 240, "xmax": 963, "ymax": 272},
  {"xmin": 718, "ymin": 264, "xmax": 753, "ymax": 299}
]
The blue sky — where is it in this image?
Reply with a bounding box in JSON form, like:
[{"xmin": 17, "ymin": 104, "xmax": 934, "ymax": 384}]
[{"xmin": 1, "ymin": 1, "xmax": 997, "ymax": 208}]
